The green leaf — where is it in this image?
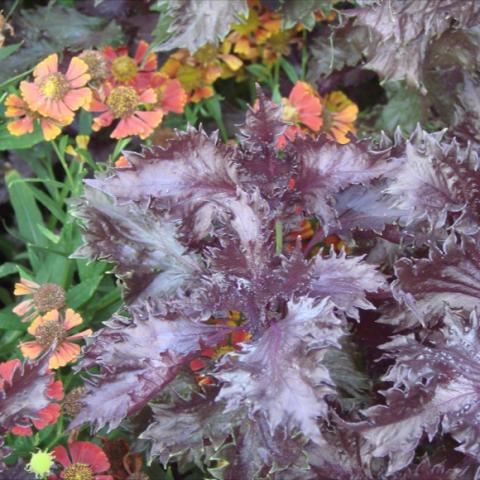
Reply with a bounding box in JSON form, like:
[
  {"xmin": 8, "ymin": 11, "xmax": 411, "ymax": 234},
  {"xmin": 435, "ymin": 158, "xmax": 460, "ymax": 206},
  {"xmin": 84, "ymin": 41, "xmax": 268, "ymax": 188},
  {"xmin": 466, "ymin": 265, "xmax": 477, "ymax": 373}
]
[
  {"xmin": 6, "ymin": 170, "xmax": 47, "ymax": 246},
  {"xmin": 37, "ymin": 224, "xmax": 61, "ymax": 244},
  {"xmin": 375, "ymin": 82, "xmax": 424, "ymax": 134},
  {"xmin": 281, "ymin": 0, "xmax": 333, "ymax": 30},
  {"xmin": 280, "ymin": 58, "xmax": 299, "ymax": 83},
  {"xmin": 0, "ymin": 42, "xmax": 22, "ymax": 62},
  {"xmin": 0, "ymin": 262, "xmax": 18, "ymax": 279},
  {"xmin": 0, "ymin": 124, "xmax": 44, "ymax": 151},
  {"xmin": 246, "ymin": 64, "xmax": 271, "ymax": 82},
  {"xmin": 0, "ymin": 5, "xmax": 124, "ymax": 84},
  {"xmin": 0, "ymin": 308, "xmax": 26, "ymax": 331}
]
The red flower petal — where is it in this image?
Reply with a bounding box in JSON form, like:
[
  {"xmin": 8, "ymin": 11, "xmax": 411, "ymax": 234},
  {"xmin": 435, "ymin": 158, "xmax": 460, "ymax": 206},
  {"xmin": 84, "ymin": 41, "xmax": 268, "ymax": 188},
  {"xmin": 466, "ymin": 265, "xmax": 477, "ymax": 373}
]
[
  {"xmin": 68, "ymin": 441, "xmax": 110, "ymax": 473},
  {"xmin": 53, "ymin": 445, "xmax": 72, "ymax": 468}
]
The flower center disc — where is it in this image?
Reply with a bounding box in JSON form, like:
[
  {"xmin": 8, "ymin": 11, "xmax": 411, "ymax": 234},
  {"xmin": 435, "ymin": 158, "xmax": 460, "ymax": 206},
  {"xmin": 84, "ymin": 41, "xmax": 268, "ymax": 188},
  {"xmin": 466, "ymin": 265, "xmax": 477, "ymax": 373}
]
[
  {"xmin": 80, "ymin": 50, "xmax": 108, "ymax": 82},
  {"xmin": 33, "ymin": 284, "xmax": 66, "ymax": 314},
  {"xmin": 35, "ymin": 320, "xmax": 66, "ymax": 348},
  {"xmin": 106, "ymin": 86, "xmax": 139, "ymax": 118},
  {"xmin": 40, "ymin": 73, "xmax": 69, "ymax": 100},
  {"xmin": 282, "ymin": 101, "xmax": 298, "ymax": 123},
  {"xmin": 64, "ymin": 463, "xmax": 93, "ymax": 480},
  {"xmin": 111, "ymin": 55, "xmax": 138, "ymax": 82}
]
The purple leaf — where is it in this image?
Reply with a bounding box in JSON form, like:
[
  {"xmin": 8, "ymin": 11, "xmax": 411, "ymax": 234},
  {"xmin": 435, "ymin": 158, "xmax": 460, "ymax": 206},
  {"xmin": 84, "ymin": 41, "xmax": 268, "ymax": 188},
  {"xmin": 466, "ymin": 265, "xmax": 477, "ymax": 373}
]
[
  {"xmin": 141, "ymin": 388, "xmax": 236, "ymax": 467},
  {"xmin": 72, "ymin": 187, "xmax": 202, "ymax": 304},
  {"xmin": 385, "ymin": 125, "xmax": 480, "ymax": 236},
  {"xmin": 309, "ymin": 249, "xmax": 387, "ymax": 320},
  {"xmin": 86, "ymin": 129, "xmax": 241, "ymax": 240},
  {"xmin": 154, "ymin": 0, "xmax": 248, "ymax": 53},
  {"xmin": 349, "ymin": 0, "xmax": 480, "ymax": 91},
  {"xmin": 293, "ymin": 135, "xmax": 396, "ymax": 231},
  {"xmin": 215, "ymin": 298, "xmax": 343, "ymax": 442},
  {"xmin": 390, "ymin": 233, "xmax": 480, "ymax": 328},
  {"xmin": 358, "ymin": 308, "xmax": 480, "ymax": 474},
  {"xmin": 71, "ymin": 304, "xmax": 234, "ymax": 431},
  {"xmin": 0, "ymin": 356, "xmax": 51, "ymax": 432}
]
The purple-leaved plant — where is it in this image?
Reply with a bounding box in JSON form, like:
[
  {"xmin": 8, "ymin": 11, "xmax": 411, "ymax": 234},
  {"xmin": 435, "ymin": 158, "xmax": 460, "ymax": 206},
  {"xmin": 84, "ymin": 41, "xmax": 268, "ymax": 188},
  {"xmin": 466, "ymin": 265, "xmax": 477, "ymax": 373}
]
[{"xmin": 70, "ymin": 89, "xmax": 480, "ymax": 478}]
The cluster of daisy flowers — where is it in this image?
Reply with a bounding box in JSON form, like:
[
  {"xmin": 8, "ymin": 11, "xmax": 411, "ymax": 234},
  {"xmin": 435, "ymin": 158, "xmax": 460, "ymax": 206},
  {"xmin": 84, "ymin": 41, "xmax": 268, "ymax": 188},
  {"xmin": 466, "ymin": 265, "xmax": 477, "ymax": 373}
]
[
  {"xmin": 277, "ymin": 80, "xmax": 358, "ymax": 147},
  {"xmin": 6, "ymin": 279, "xmax": 90, "ymax": 438},
  {"xmin": 4, "ymin": 40, "xmax": 188, "ymax": 142},
  {"xmin": 159, "ymin": 0, "xmax": 322, "ymax": 102}
]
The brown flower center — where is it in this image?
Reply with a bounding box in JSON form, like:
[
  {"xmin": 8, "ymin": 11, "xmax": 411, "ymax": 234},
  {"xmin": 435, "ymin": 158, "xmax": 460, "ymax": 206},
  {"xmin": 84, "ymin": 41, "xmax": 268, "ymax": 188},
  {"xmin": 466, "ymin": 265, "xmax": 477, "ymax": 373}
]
[
  {"xmin": 106, "ymin": 86, "xmax": 139, "ymax": 118},
  {"xmin": 63, "ymin": 463, "xmax": 93, "ymax": 480},
  {"xmin": 63, "ymin": 386, "xmax": 86, "ymax": 417},
  {"xmin": 79, "ymin": 50, "xmax": 108, "ymax": 82},
  {"xmin": 111, "ymin": 55, "xmax": 138, "ymax": 82},
  {"xmin": 35, "ymin": 319, "xmax": 66, "ymax": 348},
  {"xmin": 32, "ymin": 284, "xmax": 66, "ymax": 314},
  {"xmin": 40, "ymin": 73, "xmax": 69, "ymax": 100}
]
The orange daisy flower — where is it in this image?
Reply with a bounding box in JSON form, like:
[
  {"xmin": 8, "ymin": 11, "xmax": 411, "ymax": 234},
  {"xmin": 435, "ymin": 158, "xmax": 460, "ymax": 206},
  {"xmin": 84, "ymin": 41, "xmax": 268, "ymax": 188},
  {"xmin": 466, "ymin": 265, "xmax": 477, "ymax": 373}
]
[
  {"xmin": 88, "ymin": 83, "xmax": 163, "ymax": 139},
  {"xmin": 11, "ymin": 379, "xmax": 64, "ymax": 436},
  {"xmin": 20, "ymin": 54, "xmax": 91, "ymax": 123},
  {"xmin": 19, "ymin": 308, "xmax": 92, "ymax": 370},
  {"xmin": 103, "ymin": 40, "xmax": 157, "ymax": 90},
  {"xmin": 4, "ymin": 93, "xmax": 67, "ymax": 141},
  {"xmin": 160, "ymin": 48, "xmax": 221, "ymax": 103},
  {"xmin": 149, "ymin": 73, "xmax": 187, "ymax": 114},
  {"xmin": 277, "ymin": 81, "xmax": 323, "ymax": 148},
  {"xmin": 322, "ymin": 91, "xmax": 359, "ymax": 144},
  {"xmin": 13, "ymin": 278, "xmax": 66, "ymax": 323}
]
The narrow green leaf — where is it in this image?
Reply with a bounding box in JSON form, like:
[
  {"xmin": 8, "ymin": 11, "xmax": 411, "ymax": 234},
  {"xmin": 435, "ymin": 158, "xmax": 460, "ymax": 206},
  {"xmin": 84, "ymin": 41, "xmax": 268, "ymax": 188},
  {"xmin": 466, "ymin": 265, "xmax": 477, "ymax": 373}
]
[
  {"xmin": 6, "ymin": 170, "xmax": 47, "ymax": 246},
  {"xmin": 280, "ymin": 58, "xmax": 299, "ymax": 83},
  {"xmin": 0, "ymin": 262, "xmax": 18, "ymax": 279},
  {"xmin": 37, "ymin": 224, "xmax": 61, "ymax": 244},
  {"xmin": 0, "ymin": 42, "xmax": 22, "ymax": 62}
]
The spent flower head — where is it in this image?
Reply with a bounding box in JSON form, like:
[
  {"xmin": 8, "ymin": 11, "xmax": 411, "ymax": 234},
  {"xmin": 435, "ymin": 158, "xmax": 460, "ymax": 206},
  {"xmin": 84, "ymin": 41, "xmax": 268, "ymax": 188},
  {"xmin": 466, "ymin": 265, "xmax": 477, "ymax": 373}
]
[{"xmin": 13, "ymin": 279, "xmax": 66, "ymax": 323}]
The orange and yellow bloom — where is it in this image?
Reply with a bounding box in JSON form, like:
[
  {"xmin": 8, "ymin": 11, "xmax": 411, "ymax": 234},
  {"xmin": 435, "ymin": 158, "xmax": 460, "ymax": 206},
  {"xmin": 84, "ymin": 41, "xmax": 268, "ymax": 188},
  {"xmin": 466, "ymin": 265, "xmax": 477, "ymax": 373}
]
[
  {"xmin": 276, "ymin": 82, "xmax": 358, "ymax": 148},
  {"xmin": 104, "ymin": 40, "xmax": 157, "ymax": 90},
  {"xmin": 88, "ymin": 83, "xmax": 163, "ymax": 139},
  {"xmin": 20, "ymin": 53, "xmax": 91, "ymax": 123},
  {"xmin": 4, "ymin": 93, "xmax": 66, "ymax": 141},
  {"xmin": 150, "ymin": 73, "xmax": 187, "ymax": 114},
  {"xmin": 19, "ymin": 308, "xmax": 92, "ymax": 369},
  {"xmin": 278, "ymin": 81, "xmax": 323, "ymax": 147},
  {"xmin": 322, "ymin": 91, "xmax": 359, "ymax": 144}
]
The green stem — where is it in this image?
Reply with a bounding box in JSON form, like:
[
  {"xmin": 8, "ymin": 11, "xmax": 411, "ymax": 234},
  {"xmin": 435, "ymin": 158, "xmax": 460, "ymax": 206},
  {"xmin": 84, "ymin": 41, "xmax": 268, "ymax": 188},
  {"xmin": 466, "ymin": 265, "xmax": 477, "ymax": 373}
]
[
  {"xmin": 0, "ymin": 67, "xmax": 34, "ymax": 90},
  {"xmin": 51, "ymin": 140, "xmax": 75, "ymax": 193},
  {"xmin": 275, "ymin": 220, "xmax": 283, "ymax": 256}
]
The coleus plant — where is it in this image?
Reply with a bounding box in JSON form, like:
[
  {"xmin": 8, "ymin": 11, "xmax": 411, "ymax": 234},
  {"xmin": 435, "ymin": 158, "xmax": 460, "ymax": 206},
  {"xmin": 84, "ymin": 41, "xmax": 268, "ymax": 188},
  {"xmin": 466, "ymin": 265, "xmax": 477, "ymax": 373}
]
[{"xmin": 69, "ymin": 89, "xmax": 480, "ymax": 479}]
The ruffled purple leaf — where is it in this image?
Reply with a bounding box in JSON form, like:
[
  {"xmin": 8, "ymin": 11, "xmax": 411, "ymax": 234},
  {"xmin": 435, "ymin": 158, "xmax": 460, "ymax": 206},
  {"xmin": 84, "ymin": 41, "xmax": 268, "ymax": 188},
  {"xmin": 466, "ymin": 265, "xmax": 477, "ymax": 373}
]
[
  {"xmin": 293, "ymin": 135, "xmax": 397, "ymax": 231},
  {"xmin": 141, "ymin": 388, "xmax": 236, "ymax": 467},
  {"xmin": 215, "ymin": 298, "xmax": 343, "ymax": 442},
  {"xmin": 210, "ymin": 413, "xmax": 309, "ymax": 480},
  {"xmin": 357, "ymin": 308, "xmax": 480, "ymax": 474},
  {"xmin": 309, "ymin": 249, "xmax": 387, "ymax": 320},
  {"xmin": 71, "ymin": 305, "xmax": 234, "ymax": 431},
  {"xmin": 0, "ymin": 355, "xmax": 51, "ymax": 432},
  {"xmin": 390, "ymin": 233, "xmax": 480, "ymax": 328},
  {"xmin": 385, "ymin": 127, "xmax": 480, "ymax": 235},
  {"xmin": 349, "ymin": 0, "xmax": 480, "ymax": 91},
  {"xmin": 154, "ymin": 0, "xmax": 248, "ymax": 53},
  {"xmin": 71, "ymin": 187, "xmax": 202, "ymax": 304},
  {"xmin": 86, "ymin": 129, "xmax": 241, "ymax": 240}
]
